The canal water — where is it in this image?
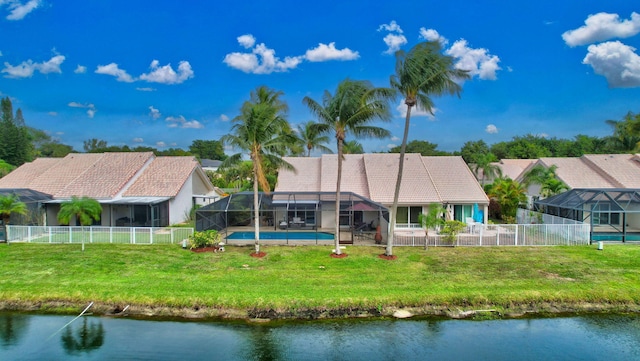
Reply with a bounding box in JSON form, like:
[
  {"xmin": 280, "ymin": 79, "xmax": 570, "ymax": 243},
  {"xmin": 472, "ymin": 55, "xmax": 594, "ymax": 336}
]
[{"xmin": 1, "ymin": 313, "xmax": 639, "ymax": 360}]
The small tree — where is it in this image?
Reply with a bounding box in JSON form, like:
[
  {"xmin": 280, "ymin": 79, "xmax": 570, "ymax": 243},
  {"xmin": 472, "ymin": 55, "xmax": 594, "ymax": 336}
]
[
  {"xmin": 58, "ymin": 196, "xmax": 102, "ymax": 226},
  {"xmin": 440, "ymin": 220, "xmax": 466, "ymax": 245},
  {"xmin": 0, "ymin": 194, "xmax": 27, "ymax": 242},
  {"xmin": 418, "ymin": 203, "xmax": 446, "ymax": 249}
]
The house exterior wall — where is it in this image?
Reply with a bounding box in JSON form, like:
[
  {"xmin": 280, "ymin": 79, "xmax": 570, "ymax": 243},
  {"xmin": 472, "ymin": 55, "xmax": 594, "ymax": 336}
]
[{"xmin": 169, "ymin": 173, "xmax": 195, "ymax": 225}]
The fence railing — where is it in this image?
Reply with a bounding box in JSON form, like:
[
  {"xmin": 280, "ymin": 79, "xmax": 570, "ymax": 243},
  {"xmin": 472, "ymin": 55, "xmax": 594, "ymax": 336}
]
[
  {"xmin": 393, "ymin": 223, "xmax": 591, "ymax": 247},
  {"xmin": 6, "ymin": 226, "xmax": 194, "ymax": 245}
]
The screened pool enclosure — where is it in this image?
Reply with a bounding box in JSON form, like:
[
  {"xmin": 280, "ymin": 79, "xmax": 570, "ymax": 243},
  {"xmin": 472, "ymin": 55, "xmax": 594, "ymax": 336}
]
[
  {"xmin": 533, "ymin": 188, "xmax": 640, "ymax": 242},
  {"xmin": 195, "ymin": 191, "xmax": 389, "ymax": 244}
]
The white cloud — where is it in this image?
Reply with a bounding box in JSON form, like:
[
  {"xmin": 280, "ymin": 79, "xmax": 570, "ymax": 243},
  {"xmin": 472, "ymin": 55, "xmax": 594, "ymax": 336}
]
[
  {"xmin": 139, "ymin": 60, "xmax": 194, "ymax": 84},
  {"xmin": 396, "ymin": 101, "xmax": 436, "ymax": 119},
  {"xmin": 133, "ymin": 137, "xmax": 144, "ymax": 143},
  {"xmin": 48, "ymin": 111, "xmax": 57, "ymax": 116},
  {"xmin": 95, "ymin": 63, "xmax": 134, "ymax": 82},
  {"xmin": 219, "ymin": 114, "xmax": 229, "ymax": 122},
  {"xmin": 485, "ymin": 124, "xmax": 498, "ymax": 134},
  {"xmin": 582, "ymin": 41, "xmax": 640, "ymax": 88},
  {"xmin": 419, "ymin": 27, "xmax": 448, "ymax": 45},
  {"xmin": 237, "ymin": 34, "xmax": 256, "ymax": 49},
  {"xmin": 156, "ymin": 141, "xmax": 167, "ymax": 148},
  {"xmin": 378, "ymin": 20, "xmax": 403, "ymax": 33},
  {"xmin": 149, "ymin": 106, "xmax": 161, "ymax": 119},
  {"xmin": 445, "ymin": 39, "xmax": 501, "ymax": 80},
  {"xmin": 224, "ymin": 37, "xmax": 303, "ymax": 74},
  {"xmin": 165, "ymin": 115, "xmax": 204, "ymax": 129},
  {"xmin": 74, "ymin": 65, "xmax": 86, "ymax": 74},
  {"xmin": 378, "ymin": 21, "xmax": 407, "ymax": 54},
  {"xmin": 68, "ymin": 101, "xmax": 97, "ymax": 118},
  {"xmin": 386, "ymin": 143, "xmax": 397, "ymax": 149},
  {"xmin": 136, "ymin": 87, "xmax": 156, "ymax": 92},
  {"xmin": 1, "ymin": 54, "xmax": 65, "ymax": 78},
  {"xmin": 562, "ymin": 12, "xmax": 640, "ymax": 47},
  {"xmin": 305, "ymin": 42, "xmax": 359, "ymax": 62},
  {"xmin": 0, "ymin": 51, "xmax": 3, "ymax": 56},
  {"xmin": 4, "ymin": 0, "xmax": 41, "ymax": 20},
  {"xmin": 391, "ymin": 136, "xmax": 400, "ymax": 142}
]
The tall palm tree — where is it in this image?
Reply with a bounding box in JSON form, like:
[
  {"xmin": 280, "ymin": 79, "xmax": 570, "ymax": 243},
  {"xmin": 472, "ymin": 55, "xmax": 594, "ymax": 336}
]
[
  {"xmin": 296, "ymin": 121, "xmax": 332, "ymax": 157},
  {"xmin": 387, "ymin": 41, "xmax": 470, "ymax": 257},
  {"xmin": 303, "ymin": 79, "xmax": 393, "ymax": 256},
  {"xmin": 222, "ymin": 86, "xmax": 296, "ymax": 255},
  {"xmin": 471, "ymin": 153, "xmax": 502, "ymax": 186},
  {"xmin": 0, "ymin": 194, "xmax": 27, "ymax": 242}
]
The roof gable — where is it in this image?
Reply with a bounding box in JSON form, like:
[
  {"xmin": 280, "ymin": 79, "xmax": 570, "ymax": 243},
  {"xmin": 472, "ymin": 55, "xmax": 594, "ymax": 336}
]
[{"xmin": 123, "ymin": 156, "xmax": 199, "ymax": 197}]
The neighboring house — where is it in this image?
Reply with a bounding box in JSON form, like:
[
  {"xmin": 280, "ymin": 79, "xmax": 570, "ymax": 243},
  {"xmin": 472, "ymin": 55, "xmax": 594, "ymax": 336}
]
[
  {"xmin": 518, "ymin": 154, "xmax": 640, "ymax": 199},
  {"xmin": 200, "ymin": 159, "xmax": 222, "ymax": 173},
  {"xmin": 275, "ymin": 153, "xmax": 489, "ymax": 230},
  {"xmin": 473, "ymin": 159, "xmax": 536, "ymax": 185},
  {"xmin": 525, "ymin": 154, "xmax": 640, "ymax": 242},
  {"xmin": 0, "ymin": 152, "xmax": 218, "ymax": 227}
]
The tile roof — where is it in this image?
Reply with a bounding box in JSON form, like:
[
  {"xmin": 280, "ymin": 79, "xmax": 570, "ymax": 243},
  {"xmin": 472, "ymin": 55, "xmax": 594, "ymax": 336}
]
[
  {"xmin": 496, "ymin": 159, "xmax": 536, "ymax": 180},
  {"xmin": 276, "ymin": 153, "xmax": 488, "ymax": 205},
  {"xmin": 276, "ymin": 157, "xmax": 321, "ymax": 192},
  {"xmin": 581, "ymin": 154, "xmax": 640, "ymax": 188},
  {"xmin": 57, "ymin": 152, "xmax": 154, "ymax": 198},
  {"xmin": 320, "ymin": 155, "xmax": 370, "ymax": 198},
  {"xmin": 536, "ymin": 156, "xmax": 621, "ymax": 189},
  {"xmin": 0, "ymin": 152, "xmax": 205, "ymax": 199},
  {"xmin": 422, "ymin": 156, "xmax": 489, "ymax": 203},
  {"xmin": 364, "ymin": 153, "xmax": 439, "ymax": 205},
  {"xmin": 124, "ymin": 156, "xmax": 199, "ymax": 197}
]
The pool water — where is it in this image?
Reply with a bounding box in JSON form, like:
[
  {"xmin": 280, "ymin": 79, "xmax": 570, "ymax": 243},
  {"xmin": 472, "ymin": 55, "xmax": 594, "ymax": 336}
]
[{"xmin": 227, "ymin": 231, "xmax": 334, "ymax": 240}]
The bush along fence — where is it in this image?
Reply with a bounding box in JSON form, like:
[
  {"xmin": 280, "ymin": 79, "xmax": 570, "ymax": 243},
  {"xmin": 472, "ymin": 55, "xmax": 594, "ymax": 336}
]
[
  {"xmin": 394, "ymin": 223, "xmax": 591, "ymax": 247},
  {"xmin": 5, "ymin": 226, "xmax": 194, "ymax": 245}
]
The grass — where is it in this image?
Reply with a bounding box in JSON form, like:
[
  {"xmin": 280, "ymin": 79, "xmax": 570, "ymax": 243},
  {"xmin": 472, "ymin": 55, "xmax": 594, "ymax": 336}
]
[{"xmin": 1, "ymin": 243, "xmax": 639, "ymax": 317}]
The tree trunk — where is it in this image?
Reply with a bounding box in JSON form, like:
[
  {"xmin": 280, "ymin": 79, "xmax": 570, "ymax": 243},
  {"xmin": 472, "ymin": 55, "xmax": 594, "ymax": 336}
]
[
  {"xmin": 387, "ymin": 104, "xmax": 413, "ymax": 256},
  {"xmin": 334, "ymin": 139, "xmax": 344, "ymax": 255},
  {"xmin": 253, "ymin": 161, "xmax": 261, "ymax": 254}
]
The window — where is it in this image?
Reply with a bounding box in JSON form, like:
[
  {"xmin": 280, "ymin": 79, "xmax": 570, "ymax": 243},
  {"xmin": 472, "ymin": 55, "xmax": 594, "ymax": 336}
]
[
  {"xmin": 397, "ymin": 206, "xmax": 421, "ymax": 225},
  {"xmin": 592, "ymin": 203, "xmax": 620, "ymax": 226}
]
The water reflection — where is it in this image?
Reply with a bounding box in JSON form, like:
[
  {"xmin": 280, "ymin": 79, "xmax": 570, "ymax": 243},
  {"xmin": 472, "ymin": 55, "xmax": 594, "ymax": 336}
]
[
  {"xmin": 0, "ymin": 314, "xmax": 30, "ymax": 347},
  {"xmin": 60, "ymin": 317, "xmax": 104, "ymax": 355},
  {"xmin": 0, "ymin": 314, "xmax": 639, "ymax": 361}
]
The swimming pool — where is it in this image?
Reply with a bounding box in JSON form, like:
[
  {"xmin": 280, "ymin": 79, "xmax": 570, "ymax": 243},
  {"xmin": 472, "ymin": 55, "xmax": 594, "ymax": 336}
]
[{"xmin": 226, "ymin": 231, "xmax": 334, "ymax": 240}]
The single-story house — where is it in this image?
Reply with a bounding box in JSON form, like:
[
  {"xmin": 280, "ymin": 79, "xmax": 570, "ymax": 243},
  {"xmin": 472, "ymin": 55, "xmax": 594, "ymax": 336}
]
[
  {"xmin": 526, "ymin": 154, "xmax": 640, "ymax": 241},
  {"xmin": 275, "ymin": 153, "xmax": 489, "ymax": 231},
  {"xmin": 0, "ymin": 152, "xmax": 219, "ymax": 227}
]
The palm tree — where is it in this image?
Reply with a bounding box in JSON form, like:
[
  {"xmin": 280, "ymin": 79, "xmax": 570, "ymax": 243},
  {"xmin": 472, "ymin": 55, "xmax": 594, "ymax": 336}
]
[
  {"xmin": 521, "ymin": 165, "xmax": 568, "ymax": 198},
  {"xmin": 487, "ymin": 177, "xmax": 527, "ymax": 220},
  {"xmin": 0, "ymin": 194, "xmax": 27, "ymax": 242},
  {"xmin": 342, "ymin": 140, "xmax": 364, "ymax": 154},
  {"xmin": 471, "ymin": 153, "xmax": 502, "ymax": 186},
  {"xmin": 303, "ymin": 79, "xmax": 393, "ymax": 256},
  {"xmin": 296, "ymin": 121, "xmax": 332, "ymax": 157},
  {"xmin": 57, "ymin": 196, "xmax": 102, "ymax": 251},
  {"xmin": 222, "ymin": 86, "xmax": 296, "ymax": 255},
  {"xmin": 57, "ymin": 196, "xmax": 102, "ymax": 226},
  {"xmin": 386, "ymin": 41, "xmax": 470, "ymax": 257}
]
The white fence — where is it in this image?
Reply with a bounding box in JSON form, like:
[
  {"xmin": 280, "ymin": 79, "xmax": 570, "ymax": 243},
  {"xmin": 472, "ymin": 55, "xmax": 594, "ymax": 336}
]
[
  {"xmin": 517, "ymin": 209, "xmax": 583, "ymax": 225},
  {"xmin": 394, "ymin": 223, "xmax": 591, "ymax": 247},
  {"xmin": 6, "ymin": 226, "xmax": 194, "ymax": 245}
]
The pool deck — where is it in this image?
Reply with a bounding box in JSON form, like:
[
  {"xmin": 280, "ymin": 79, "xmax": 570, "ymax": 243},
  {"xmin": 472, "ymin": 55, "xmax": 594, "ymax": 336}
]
[{"xmin": 221, "ymin": 226, "xmax": 382, "ymax": 246}]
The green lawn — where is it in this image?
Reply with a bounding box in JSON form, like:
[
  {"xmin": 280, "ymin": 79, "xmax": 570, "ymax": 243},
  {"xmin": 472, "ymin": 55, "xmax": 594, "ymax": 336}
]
[{"xmin": 1, "ymin": 243, "xmax": 639, "ymax": 317}]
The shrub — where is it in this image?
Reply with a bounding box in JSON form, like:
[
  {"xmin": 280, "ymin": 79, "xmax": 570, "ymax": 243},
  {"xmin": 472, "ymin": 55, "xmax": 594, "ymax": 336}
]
[
  {"xmin": 441, "ymin": 220, "xmax": 466, "ymax": 244},
  {"xmin": 188, "ymin": 230, "xmax": 221, "ymax": 249}
]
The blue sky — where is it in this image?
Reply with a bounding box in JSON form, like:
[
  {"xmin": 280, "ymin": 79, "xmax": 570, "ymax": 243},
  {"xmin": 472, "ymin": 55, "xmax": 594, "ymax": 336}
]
[{"xmin": 1, "ymin": 1, "xmax": 639, "ymax": 154}]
